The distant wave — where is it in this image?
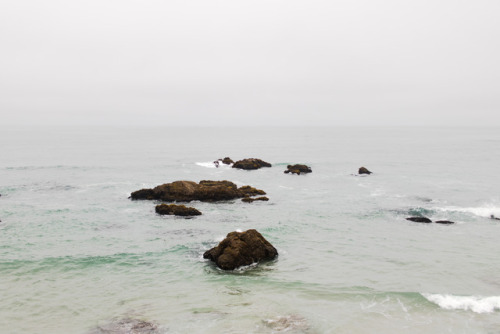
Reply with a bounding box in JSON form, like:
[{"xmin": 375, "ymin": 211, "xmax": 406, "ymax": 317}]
[
  {"xmin": 422, "ymin": 293, "xmax": 500, "ymax": 313},
  {"xmin": 437, "ymin": 204, "xmax": 500, "ymax": 219}
]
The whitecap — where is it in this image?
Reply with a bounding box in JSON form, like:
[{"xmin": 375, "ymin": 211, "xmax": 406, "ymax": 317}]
[
  {"xmin": 437, "ymin": 204, "xmax": 500, "ymax": 219},
  {"xmin": 195, "ymin": 161, "xmax": 233, "ymax": 169},
  {"xmin": 422, "ymin": 293, "xmax": 500, "ymax": 313}
]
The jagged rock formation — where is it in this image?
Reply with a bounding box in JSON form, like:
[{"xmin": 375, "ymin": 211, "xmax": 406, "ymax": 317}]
[
  {"xmin": 130, "ymin": 180, "xmax": 266, "ymax": 202},
  {"xmin": 203, "ymin": 229, "xmax": 278, "ymax": 270}
]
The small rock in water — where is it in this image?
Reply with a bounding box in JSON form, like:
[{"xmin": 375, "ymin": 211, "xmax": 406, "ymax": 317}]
[
  {"xmin": 358, "ymin": 166, "xmax": 372, "ymax": 175},
  {"xmin": 232, "ymin": 158, "xmax": 272, "ymax": 170},
  {"xmin": 155, "ymin": 204, "xmax": 201, "ymax": 216},
  {"xmin": 263, "ymin": 315, "xmax": 309, "ymax": 332},
  {"xmin": 203, "ymin": 229, "xmax": 278, "ymax": 270},
  {"xmin": 490, "ymin": 215, "xmax": 500, "ymax": 221},
  {"xmin": 435, "ymin": 220, "xmax": 455, "ymax": 225},
  {"xmin": 88, "ymin": 318, "xmax": 163, "ymax": 334},
  {"xmin": 406, "ymin": 217, "xmax": 432, "ymax": 223},
  {"xmin": 241, "ymin": 196, "xmax": 269, "ymax": 203},
  {"xmin": 218, "ymin": 157, "xmax": 234, "ymax": 165},
  {"xmin": 284, "ymin": 164, "xmax": 312, "ymax": 175}
]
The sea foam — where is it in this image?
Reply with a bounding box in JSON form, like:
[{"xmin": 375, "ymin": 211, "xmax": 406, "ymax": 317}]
[{"xmin": 422, "ymin": 293, "xmax": 500, "ymax": 313}]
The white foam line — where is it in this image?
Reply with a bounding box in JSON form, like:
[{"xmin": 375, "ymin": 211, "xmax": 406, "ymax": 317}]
[{"xmin": 422, "ymin": 293, "xmax": 500, "ymax": 313}]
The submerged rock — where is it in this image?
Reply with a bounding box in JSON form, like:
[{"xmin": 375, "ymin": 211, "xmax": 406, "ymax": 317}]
[
  {"xmin": 155, "ymin": 204, "xmax": 201, "ymax": 216},
  {"xmin": 406, "ymin": 217, "xmax": 432, "ymax": 223},
  {"xmin": 284, "ymin": 164, "xmax": 312, "ymax": 175},
  {"xmin": 203, "ymin": 229, "xmax": 278, "ymax": 270},
  {"xmin": 232, "ymin": 158, "xmax": 272, "ymax": 170},
  {"xmin": 242, "ymin": 196, "xmax": 269, "ymax": 203},
  {"xmin": 130, "ymin": 180, "xmax": 266, "ymax": 202},
  {"xmin": 88, "ymin": 318, "xmax": 163, "ymax": 334},
  {"xmin": 435, "ymin": 220, "xmax": 455, "ymax": 225},
  {"xmin": 358, "ymin": 167, "xmax": 372, "ymax": 175}
]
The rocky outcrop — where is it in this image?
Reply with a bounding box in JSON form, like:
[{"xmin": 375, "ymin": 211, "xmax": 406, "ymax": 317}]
[
  {"xmin": 406, "ymin": 217, "xmax": 432, "ymax": 223},
  {"xmin": 155, "ymin": 204, "xmax": 201, "ymax": 216},
  {"xmin": 130, "ymin": 180, "xmax": 266, "ymax": 202},
  {"xmin": 232, "ymin": 158, "xmax": 271, "ymax": 170},
  {"xmin": 242, "ymin": 196, "xmax": 269, "ymax": 203},
  {"xmin": 203, "ymin": 229, "xmax": 278, "ymax": 270},
  {"xmin": 284, "ymin": 164, "xmax": 312, "ymax": 175},
  {"xmin": 358, "ymin": 167, "xmax": 372, "ymax": 175}
]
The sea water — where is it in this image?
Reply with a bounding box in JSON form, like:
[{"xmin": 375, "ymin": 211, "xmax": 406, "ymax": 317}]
[{"xmin": 1, "ymin": 126, "xmax": 499, "ymax": 333}]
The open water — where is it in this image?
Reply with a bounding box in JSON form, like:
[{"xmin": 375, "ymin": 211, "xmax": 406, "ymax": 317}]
[{"xmin": 1, "ymin": 126, "xmax": 499, "ymax": 333}]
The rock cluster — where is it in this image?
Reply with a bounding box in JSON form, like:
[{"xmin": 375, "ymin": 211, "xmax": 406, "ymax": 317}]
[
  {"xmin": 155, "ymin": 204, "xmax": 201, "ymax": 216},
  {"xmin": 232, "ymin": 158, "xmax": 272, "ymax": 170},
  {"xmin": 406, "ymin": 217, "xmax": 455, "ymax": 224},
  {"xmin": 203, "ymin": 229, "xmax": 278, "ymax": 270},
  {"xmin": 131, "ymin": 180, "xmax": 266, "ymax": 202},
  {"xmin": 284, "ymin": 164, "xmax": 312, "ymax": 175}
]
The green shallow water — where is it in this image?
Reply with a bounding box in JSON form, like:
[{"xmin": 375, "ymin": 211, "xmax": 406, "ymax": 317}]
[{"xmin": 1, "ymin": 127, "xmax": 500, "ymax": 333}]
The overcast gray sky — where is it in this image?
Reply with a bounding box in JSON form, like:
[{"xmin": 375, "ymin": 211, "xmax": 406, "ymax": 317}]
[{"xmin": 1, "ymin": 0, "xmax": 499, "ymax": 126}]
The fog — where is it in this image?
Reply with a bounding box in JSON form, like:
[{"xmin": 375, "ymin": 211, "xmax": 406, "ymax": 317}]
[{"xmin": 1, "ymin": 0, "xmax": 499, "ymax": 126}]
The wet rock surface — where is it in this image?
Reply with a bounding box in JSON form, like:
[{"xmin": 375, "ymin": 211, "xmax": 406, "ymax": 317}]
[
  {"xmin": 232, "ymin": 158, "xmax": 272, "ymax": 170},
  {"xmin": 203, "ymin": 229, "xmax": 278, "ymax": 270},
  {"xmin": 131, "ymin": 180, "xmax": 266, "ymax": 202},
  {"xmin": 155, "ymin": 204, "xmax": 201, "ymax": 216},
  {"xmin": 434, "ymin": 220, "xmax": 455, "ymax": 225},
  {"xmin": 284, "ymin": 164, "xmax": 312, "ymax": 175}
]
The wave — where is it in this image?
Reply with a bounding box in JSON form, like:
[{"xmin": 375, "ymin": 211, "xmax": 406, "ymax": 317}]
[
  {"xmin": 437, "ymin": 204, "xmax": 500, "ymax": 219},
  {"xmin": 195, "ymin": 161, "xmax": 232, "ymax": 169},
  {"xmin": 422, "ymin": 293, "xmax": 500, "ymax": 313}
]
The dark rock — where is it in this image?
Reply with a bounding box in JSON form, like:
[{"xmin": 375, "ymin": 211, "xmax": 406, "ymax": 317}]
[
  {"xmin": 406, "ymin": 217, "xmax": 432, "ymax": 223},
  {"xmin": 242, "ymin": 196, "xmax": 269, "ymax": 203},
  {"xmin": 232, "ymin": 158, "xmax": 272, "ymax": 170},
  {"xmin": 131, "ymin": 180, "xmax": 266, "ymax": 202},
  {"xmin": 435, "ymin": 220, "xmax": 455, "ymax": 225},
  {"xmin": 490, "ymin": 215, "xmax": 500, "ymax": 220},
  {"xmin": 203, "ymin": 229, "xmax": 278, "ymax": 270},
  {"xmin": 284, "ymin": 164, "xmax": 312, "ymax": 175},
  {"xmin": 358, "ymin": 167, "xmax": 372, "ymax": 175},
  {"xmin": 88, "ymin": 318, "xmax": 162, "ymax": 334},
  {"xmin": 219, "ymin": 157, "xmax": 234, "ymax": 165},
  {"xmin": 155, "ymin": 204, "xmax": 201, "ymax": 216}
]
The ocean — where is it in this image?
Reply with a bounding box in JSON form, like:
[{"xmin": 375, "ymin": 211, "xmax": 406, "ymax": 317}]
[{"xmin": 1, "ymin": 126, "xmax": 499, "ymax": 333}]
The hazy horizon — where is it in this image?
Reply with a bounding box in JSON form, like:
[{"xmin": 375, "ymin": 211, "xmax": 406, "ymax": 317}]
[{"xmin": 1, "ymin": 0, "xmax": 499, "ymax": 127}]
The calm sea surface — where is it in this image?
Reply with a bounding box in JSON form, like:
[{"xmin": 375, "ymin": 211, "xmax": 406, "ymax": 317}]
[{"xmin": 1, "ymin": 127, "xmax": 499, "ymax": 333}]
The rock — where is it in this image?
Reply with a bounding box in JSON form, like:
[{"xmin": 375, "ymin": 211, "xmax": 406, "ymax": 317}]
[
  {"xmin": 490, "ymin": 215, "xmax": 500, "ymax": 220},
  {"xmin": 406, "ymin": 217, "xmax": 432, "ymax": 223},
  {"xmin": 435, "ymin": 220, "xmax": 455, "ymax": 225},
  {"xmin": 232, "ymin": 158, "xmax": 271, "ymax": 170},
  {"xmin": 219, "ymin": 157, "xmax": 234, "ymax": 165},
  {"xmin": 88, "ymin": 318, "xmax": 163, "ymax": 334},
  {"xmin": 203, "ymin": 229, "xmax": 278, "ymax": 270},
  {"xmin": 130, "ymin": 180, "xmax": 266, "ymax": 202},
  {"xmin": 242, "ymin": 196, "xmax": 269, "ymax": 203},
  {"xmin": 284, "ymin": 164, "xmax": 312, "ymax": 175},
  {"xmin": 358, "ymin": 167, "xmax": 372, "ymax": 175},
  {"xmin": 155, "ymin": 204, "xmax": 201, "ymax": 216}
]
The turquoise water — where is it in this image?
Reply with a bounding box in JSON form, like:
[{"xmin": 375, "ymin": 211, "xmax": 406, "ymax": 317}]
[{"xmin": 1, "ymin": 127, "xmax": 499, "ymax": 333}]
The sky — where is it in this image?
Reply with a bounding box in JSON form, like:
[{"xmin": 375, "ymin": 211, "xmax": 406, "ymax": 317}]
[{"xmin": 1, "ymin": 0, "xmax": 499, "ymax": 127}]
